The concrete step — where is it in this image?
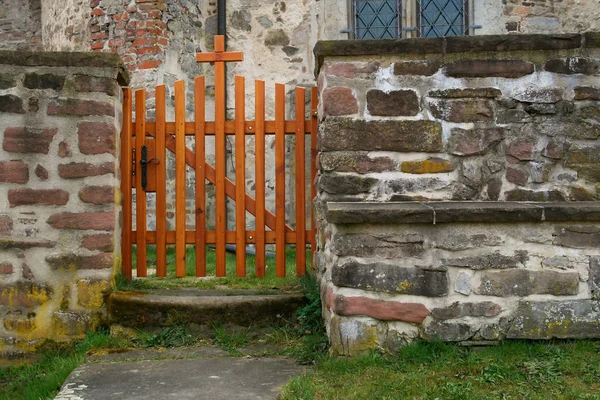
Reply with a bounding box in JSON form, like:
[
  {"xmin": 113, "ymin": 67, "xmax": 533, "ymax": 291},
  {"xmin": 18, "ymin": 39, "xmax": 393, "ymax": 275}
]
[{"xmin": 108, "ymin": 289, "xmax": 306, "ymax": 329}]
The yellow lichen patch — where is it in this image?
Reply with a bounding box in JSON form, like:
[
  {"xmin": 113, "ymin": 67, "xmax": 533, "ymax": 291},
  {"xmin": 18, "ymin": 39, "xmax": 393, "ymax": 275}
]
[
  {"xmin": 0, "ymin": 282, "xmax": 52, "ymax": 308},
  {"xmin": 77, "ymin": 279, "xmax": 111, "ymax": 309},
  {"xmin": 397, "ymin": 280, "xmax": 412, "ymax": 293},
  {"xmin": 3, "ymin": 318, "xmax": 36, "ymax": 335},
  {"xmin": 401, "ymin": 158, "xmax": 456, "ymax": 174},
  {"xmin": 51, "ymin": 311, "xmax": 101, "ymax": 340}
]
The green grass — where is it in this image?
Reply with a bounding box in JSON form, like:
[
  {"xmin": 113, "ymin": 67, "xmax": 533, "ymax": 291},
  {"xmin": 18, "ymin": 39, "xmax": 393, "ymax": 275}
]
[
  {"xmin": 281, "ymin": 340, "xmax": 600, "ymax": 400},
  {"xmin": 117, "ymin": 245, "xmax": 307, "ymax": 292}
]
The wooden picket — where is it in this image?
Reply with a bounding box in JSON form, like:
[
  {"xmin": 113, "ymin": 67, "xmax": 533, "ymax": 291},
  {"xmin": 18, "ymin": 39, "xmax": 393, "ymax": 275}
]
[{"xmin": 121, "ymin": 36, "xmax": 317, "ymax": 279}]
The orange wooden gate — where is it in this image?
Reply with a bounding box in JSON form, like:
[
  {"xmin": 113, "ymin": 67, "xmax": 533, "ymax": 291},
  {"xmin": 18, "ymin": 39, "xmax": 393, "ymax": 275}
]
[{"xmin": 120, "ymin": 36, "xmax": 317, "ymax": 279}]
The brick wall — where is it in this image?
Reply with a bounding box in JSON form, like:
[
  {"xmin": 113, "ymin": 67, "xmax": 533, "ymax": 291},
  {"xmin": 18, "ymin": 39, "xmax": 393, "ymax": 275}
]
[
  {"xmin": 0, "ymin": 51, "xmax": 127, "ymax": 362},
  {"xmin": 314, "ymin": 32, "xmax": 600, "ymax": 355}
]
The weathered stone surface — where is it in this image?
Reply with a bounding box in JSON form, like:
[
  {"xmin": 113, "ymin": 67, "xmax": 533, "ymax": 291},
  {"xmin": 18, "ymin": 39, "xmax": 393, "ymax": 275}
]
[
  {"xmin": 443, "ymin": 33, "xmax": 581, "ymax": 53},
  {"xmin": 332, "ymin": 293, "xmax": 430, "ymax": 323},
  {"xmin": 77, "ymin": 279, "xmax": 111, "ymax": 308},
  {"xmin": 443, "ymin": 251, "xmax": 528, "ymax": 270},
  {"xmin": 264, "ymin": 29, "xmax": 289, "ymax": 46},
  {"xmin": 445, "ymin": 60, "xmax": 534, "ymax": 78},
  {"xmin": 319, "ymin": 152, "xmax": 396, "ymax": 174},
  {"xmin": 401, "ymin": 158, "xmax": 455, "ymax": 174},
  {"xmin": 507, "ymin": 140, "xmax": 534, "ymax": 161},
  {"xmin": 0, "ymin": 238, "xmax": 55, "ymax": 250},
  {"xmin": 323, "ymin": 62, "xmax": 380, "ymax": 78},
  {"xmin": 329, "ymin": 316, "xmax": 378, "ymax": 356},
  {"xmin": 477, "ymin": 270, "xmax": 580, "ymax": 297},
  {"xmin": 58, "ymin": 162, "xmax": 114, "ymax": 179},
  {"xmin": 435, "ymin": 234, "xmax": 503, "ymax": 251},
  {"xmin": 545, "ymin": 57, "xmax": 600, "ymax": 75},
  {"xmin": 52, "ymin": 311, "xmax": 99, "ymax": 338},
  {"xmin": 431, "ymin": 202, "xmax": 543, "ymax": 223},
  {"xmin": 47, "ymin": 212, "xmax": 115, "ymax": 231},
  {"xmin": 46, "ymin": 253, "xmax": 113, "ymax": 270},
  {"xmin": 590, "ymin": 257, "xmax": 600, "ymax": 300},
  {"xmin": 431, "ymin": 302, "xmax": 502, "ymax": 320},
  {"xmin": 565, "ymin": 144, "xmax": 600, "ymax": 182},
  {"xmin": 320, "ymin": 118, "xmax": 443, "ymax": 152},
  {"xmin": 574, "ymin": 86, "xmax": 600, "ymax": 100},
  {"xmin": 0, "ymin": 74, "xmax": 16, "ymax": 90},
  {"xmin": 428, "ymin": 88, "xmax": 502, "ymax": 98},
  {"xmin": 8, "ymin": 189, "xmax": 69, "ymax": 207},
  {"xmin": 78, "ymin": 122, "xmax": 116, "ymax": 155},
  {"xmin": 47, "ymin": 99, "xmax": 115, "ymax": 117},
  {"xmin": 539, "ymin": 120, "xmax": 600, "ymax": 140},
  {"xmin": 35, "ymin": 164, "xmax": 49, "ymax": 180},
  {"xmin": 322, "ymin": 87, "xmax": 358, "ymax": 116},
  {"xmin": 512, "ymin": 87, "xmax": 562, "ymax": 103},
  {"xmin": 455, "ymin": 271, "xmax": 471, "ymax": 295},
  {"xmin": 23, "ymin": 73, "xmax": 65, "ymax": 90},
  {"xmin": 506, "ymin": 167, "xmax": 529, "ymax": 186},
  {"xmin": 541, "ymin": 255, "xmax": 580, "ymax": 270},
  {"xmin": 0, "ymin": 281, "xmax": 52, "ymax": 308},
  {"xmin": 543, "ymin": 141, "xmax": 565, "ymax": 160},
  {"xmin": 507, "ymin": 300, "xmax": 600, "ymax": 339},
  {"xmin": 0, "ymin": 263, "xmax": 13, "ymax": 275},
  {"xmin": 496, "ymin": 109, "xmax": 532, "ymax": 124},
  {"xmin": 0, "ymin": 95, "xmax": 25, "ymax": 114},
  {"xmin": 332, "ymin": 233, "xmax": 424, "ymax": 258},
  {"xmin": 319, "ymin": 173, "xmax": 377, "ymax": 194},
  {"xmin": 332, "ymin": 259, "xmax": 448, "ymax": 297},
  {"xmin": 505, "ymin": 189, "xmax": 566, "ymax": 201},
  {"xmin": 366, "ymin": 89, "xmax": 419, "ymax": 116},
  {"xmin": 393, "ymin": 60, "xmax": 439, "ymax": 76},
  {"xmin": 230, "ymin": 9, "xmax": 251, "ymax": 31},
  {"xmin": 387, "ymin": 177, "xmax": 449, "ymax": 194},
  {"xmin": 58, "ymin": 141, "xmax": 71, "ymax": 158},
  {"xmin": 79, "ymin": 186, "xmax": 114, "ymax": 205},
  {"xmin": 3, "ymin": 317, "xmax": 35, "ymax": 334},
  {"xmin": 72, "ymin": 75, "xmax": 119, "ymax": 96},
  {"xmin": 0, "ymin": 216, "xmax": 13, "ymax": 236},
  {"xmin": 422, "ymin": 321, "xmax": 475, "ymax": 342},
  {"xmin": 429, "ymin": 99, "xmax": 494, "ymax": 122},
  {"xmin": 0, "ymin": 161, "xmax": 29, "ymax": 184},
  {"xmin": 82, "ymin": 234, "xmax": 114, "ymax": 252},
  {"xmin": 3, "ymin": 127, "xmax": 58, "ymax": 154},
  {"xmin": 553, "ymin": 226, "xmax": 600, "ymax": 249}
]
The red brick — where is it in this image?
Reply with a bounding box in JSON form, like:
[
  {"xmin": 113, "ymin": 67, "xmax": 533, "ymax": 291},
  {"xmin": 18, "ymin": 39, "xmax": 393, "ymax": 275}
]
[
  {"xmin": 77, "ymin": 122, "xmax": 116, "ymax": 155},
  {"xmin": 46, "ymin": 253, "xmax": 113, "ymax": 270},
  {"xmin": 79, "ymin": 185, "xmax": 114, "ymax": 205},
  {"xmin": 47, "ymin": 99, "xmax": 115, "ymax": 117},
  {"xmin": 58, "ymin": 141, "xmax": 72, "ymax": 158},
  {"xmin": 136, "ymin": 46, "xmax": 162, "ymax": 55},
  {"xmin": 323, "ymin": 87, "xmax": 358, "ymax": 116},
  {"xmin": 82, "ymin": 233, "xmax": 113, "ymax": 252},
  {"xmin": 138, "ymin": 59, "xmax": 162, "ymax": 69},
  {"xmin": 91, "ymin": 8, "xmax": 105, "ymax": 16},
  {"xmin": 9, "ymin": 189, "xmax": 69, "ymax": 207},
  {"xmin": 47, "ymin": 211, "xmax": 114, "ymax": 231},
  {"xmin": 91, "ymin": 32, "xmax": 108, "ymax": 40},
  {"xmin": 332, "ymin": 293, "xmax": 430, "ymax": 323},
  {"xmin": 133, "ymin": 37, "xmax": 148, "ymax": 46},
  {"xmin": 0, "ymin": 215, "xmax": 12, "ymax": 235},
  {"xmin": 35, "ymin": 164, "xmax": 48, "ymax": 180},
  {"xmin": 0, "ymin": 263, "xmax": 13, "ymax": 274},
  {"xmin": 0, "ymin": 161, "xmax": 29, "ymax": 184},
  {"xmin": 3, "ymin": 127, "xmax": 58, "ymax": 154},
  {"xmin": 91, "ymin": 41, "xmax": 105, "ymax": 50},
  {"xmin": 109, "ymin": 37, "xmax": 124, "ymax": 48},
  {"xmin": 58, "ymin": 162, "xmax": 114, "ymax": 179}
]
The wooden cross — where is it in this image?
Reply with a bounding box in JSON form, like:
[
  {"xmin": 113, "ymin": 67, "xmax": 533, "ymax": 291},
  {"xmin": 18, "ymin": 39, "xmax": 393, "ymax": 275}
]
[{"xmin": 195, "ymin": 35, "xmax": 243, "ymax": 64}]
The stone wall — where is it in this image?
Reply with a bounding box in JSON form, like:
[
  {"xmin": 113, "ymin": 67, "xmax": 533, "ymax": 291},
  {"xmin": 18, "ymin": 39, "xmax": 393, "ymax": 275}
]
[
  {"xmin": 0, "ymin": 52, "xmax": 127, "ymax": 361},
  {"xmin": 0, "ymin": 0, "xmax": 42, "ymax": 51},
  {"xmin": 314, "ymin": 32, "xmax": 600, "ymax": 355}
]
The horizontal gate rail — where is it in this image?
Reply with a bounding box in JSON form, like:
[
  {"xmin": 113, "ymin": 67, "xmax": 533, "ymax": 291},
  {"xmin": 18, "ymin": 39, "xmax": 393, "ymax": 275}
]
[{"xmin": 121, "ymin": 35, "xmax": 317, "ymax": 279}]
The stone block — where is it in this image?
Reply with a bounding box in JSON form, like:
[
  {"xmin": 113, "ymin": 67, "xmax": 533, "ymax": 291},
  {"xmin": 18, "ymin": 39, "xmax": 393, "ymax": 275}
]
[
  {"xmin": 447, "ymin": 128, "xmax": 504, "ymax": 156},
  {"xmin": 320, "ymin": 118, "xmax": 443, "ymax": 152},
  {"xmin": 443, "ymin": 251, "xmax": 528, "ymax": 270},
  {"xmin": 0, "ymin": 239, "xmax": 55, "ymax": 250},
  {"xmin": 77, "ymin": 279, "xmax": 111, "ymax": 308},
  {"xmin": 82, "ymin": 234, "xmax": 113, "ymax": 252},
  {"xmin": 79, "ymin": 186, "xmax": 114, "ymax": 205},
  {"xmin": 553, "ymin": 226, "xmax": 600, "ymax": 249},
  {"xmin": 400, "ymin": 158, "xmax": 455, "ymax": 174},
  {"xmin": 505, "ymin": 189, "xmax": 566, "ymax": 201},
  {"xmin": 77, "ymin": 122, "xmax": 116, "ymax": 155},
  {"xmin": 507, "ymin": 300, "xmax": 600, "ymax": 339},
  {"xmin": 47, "ymin": 99, "xmax": 115, "ymax": 117},
  {"xmin": 543, "ymin": 141, "xmax": 565, "ymax": 160},
  {"xmin": 0, "ymin": 263, "xmax": 13, "ymax": 274},
  {"xmin": 435, "ymin": 233, "xmax": 503, "ymax": 251},
  {"xmin": 545, "ymin": 57, "xmax": 600, "ymax": 75},
  {"xmin": 0, "ymin": 281, "xmax": 52, "ymax": 308},
  {"xmin": 72, "ymin": 75, "xmax": 119, "ymax": 96},
  {"xmin": 46, "ymin": 253, "xmax": 113, "ymax": 270},
  {"xmin": 431, "ymin": 301, "xmax": 502, "ymax": 320},
  {"xmin": 366, "ymin": 89, "xmax": 419, "ymax": 116},
  {"xmin": 539, "ymin": 120, "xmax": 600, "ymax": 140},
  {"xmin": 47, "ymin": 211, "xmax": 115, "ymax": 231},
  {"xmin": 444, "ymin": 60, "xmax": 534, "ymax": 78},
  {"xmin": 422, "ymin": 321, "xmax": 475, "ymax": 342},
  {"xmin": 52, "ymin": 311, "xmax": 100, "ymax": 338},
  {"xmin": 264, "ymin": 29, "xmax": 289, "ymax": 46},
  {"xmin": 35, "ymin": 164, "xmax": 49, "ymax": 180},
  {"xmin": 393, "ymin": 60, "xmax": 439, "ymax": 76},
  {"xmin": 506, "ymin": 167, "xmax": 529, "ymax": 186},
  {"xmin": 428, "ymin": 99, "xmax": 494, "ymax": 123},
  {"xmin": 590, "ymin": 257, "xmax": 600, "ymax": 300},
  {"xmin": 23, "ymin": 73, "xmax": 65, "ymax": 90},
  {"xmin": 507, "ymin": 140, "xmax": 534, "ymax": 161},
  {"xmin": 332, "ymin": 259, "xmax": 448, "ymax": 297},
  {"xmin": 387, "ymin": 177, "xmax": 449, "ymax": 194},
  {"xmin": 3, "ymin": 317, "xmax": 36, "ymax": 334},
  {"xmin": 319, "ymin": 173, "xmax": 377, "ymax": 195},
  {"xmin": 319, "ymin": 152, "xmax": 396, "ymax": 174},
  {"xmin": 428, "ymin": 88, "xmax": 502, "ymax": 98},
  {"xmin": 331, "ymin": 293, "xmax": 430, "ymax": 323},
  {"xmin": 0, "ymin": 161, "xmax": 29, "ymax": 184},
  {"xmin": 8, "ymin": 189, "xmax": 69, "ymax": 207},
  {"xmin": 58, "ymin": 141, "xmax": 71, "ymax": 157},
  {"xmin": 512, "ymin": 87, "xmax": 562, "ymax": 103},
  {"xmin": 329, "ymin": 316, "xmax": 378, "ymax": 356},
  {"xmin": 332, "ymin": 233, "xmax": 424, "ymax": 258},
  {"xmin": 454, "ymin": 271, "xmax": 471, "ymax": 295},
  {"xmin": 477, "ymin": 270, "xmax": 580, "ymax": 297},
  {"xmin": 322, "ymin": 87, "xmax": 358, "ymax": 116},
  {"xmin": 58, "ymin": 162, "xmax": 115, "ymax": 179},
  {"xmin": 565, "ymin": 144, "xmax": 600, "ymax": 182},
  {"xmin": 3, "ymin": 127, "xmax": 58, "ymax": 154},
  {"xmin": 444, "ymin": 33, "xmax": 581, "ymax": 53},
  {"xmin": 0, "ymin": 73, "xmax": 16, "ymax": 89},
  {"xmin": 323, "ymin": 62, "xmax": 380, "ymax": 78},
  {"xmin": 0, "ymin": 95, "xmax": 25, "ymax": 114},
  {"xmin": 574, "ymin": 86, "xmax": 600, "ymax": 100}
]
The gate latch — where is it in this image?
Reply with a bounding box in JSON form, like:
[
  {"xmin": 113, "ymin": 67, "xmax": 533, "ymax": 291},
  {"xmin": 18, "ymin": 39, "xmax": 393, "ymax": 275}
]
[{"xmin": 139, "ymin": 145, "xmax": 160, "ymax": 191}]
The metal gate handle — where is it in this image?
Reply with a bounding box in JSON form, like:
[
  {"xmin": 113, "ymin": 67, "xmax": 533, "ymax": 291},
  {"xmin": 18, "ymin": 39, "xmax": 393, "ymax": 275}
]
[{"xmin": 139, "ymin": 145, "xmax": 160, "ymax": 191}]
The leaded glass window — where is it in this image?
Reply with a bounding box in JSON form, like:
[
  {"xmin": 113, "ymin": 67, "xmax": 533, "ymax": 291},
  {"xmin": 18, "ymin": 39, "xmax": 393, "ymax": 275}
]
[
  {"xmin": 417, "ymin": 0, "xmax": 467, "ymax": 37},
  {"xmin": 355, "ymin": 0, "xmax": 401, "ymax": 40}
]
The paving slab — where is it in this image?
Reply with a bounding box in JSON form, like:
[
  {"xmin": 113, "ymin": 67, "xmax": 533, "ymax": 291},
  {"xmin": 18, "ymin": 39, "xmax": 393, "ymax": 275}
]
[{"xmin": 55, "ymin": 356, "xmax": 305, "ymax": 400}]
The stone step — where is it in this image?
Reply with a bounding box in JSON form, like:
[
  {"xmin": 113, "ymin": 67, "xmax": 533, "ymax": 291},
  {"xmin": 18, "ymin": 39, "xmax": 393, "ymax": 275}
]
[{"xmin": 108, "ymin": 289, "xmax": 306, "ymax": 329}]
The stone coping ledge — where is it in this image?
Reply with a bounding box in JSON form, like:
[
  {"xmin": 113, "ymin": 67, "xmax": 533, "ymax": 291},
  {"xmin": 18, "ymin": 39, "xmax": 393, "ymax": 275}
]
[
  {"xmin": 326, "ymin": 201, "xmax": 600, "ymax": 224},
  {"xmin": 0, "ymin": 51, "xmax": 130, "ymax": 86},
  {"xmin": 314, "ymin": 31, "xmax": 600, "ymax": 75}
]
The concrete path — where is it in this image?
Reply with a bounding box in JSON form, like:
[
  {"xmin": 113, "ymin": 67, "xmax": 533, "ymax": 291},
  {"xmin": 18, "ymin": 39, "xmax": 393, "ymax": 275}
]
[{"xmin": 55, "ymin": 349, "xmax": 305, "ymax": 400}]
